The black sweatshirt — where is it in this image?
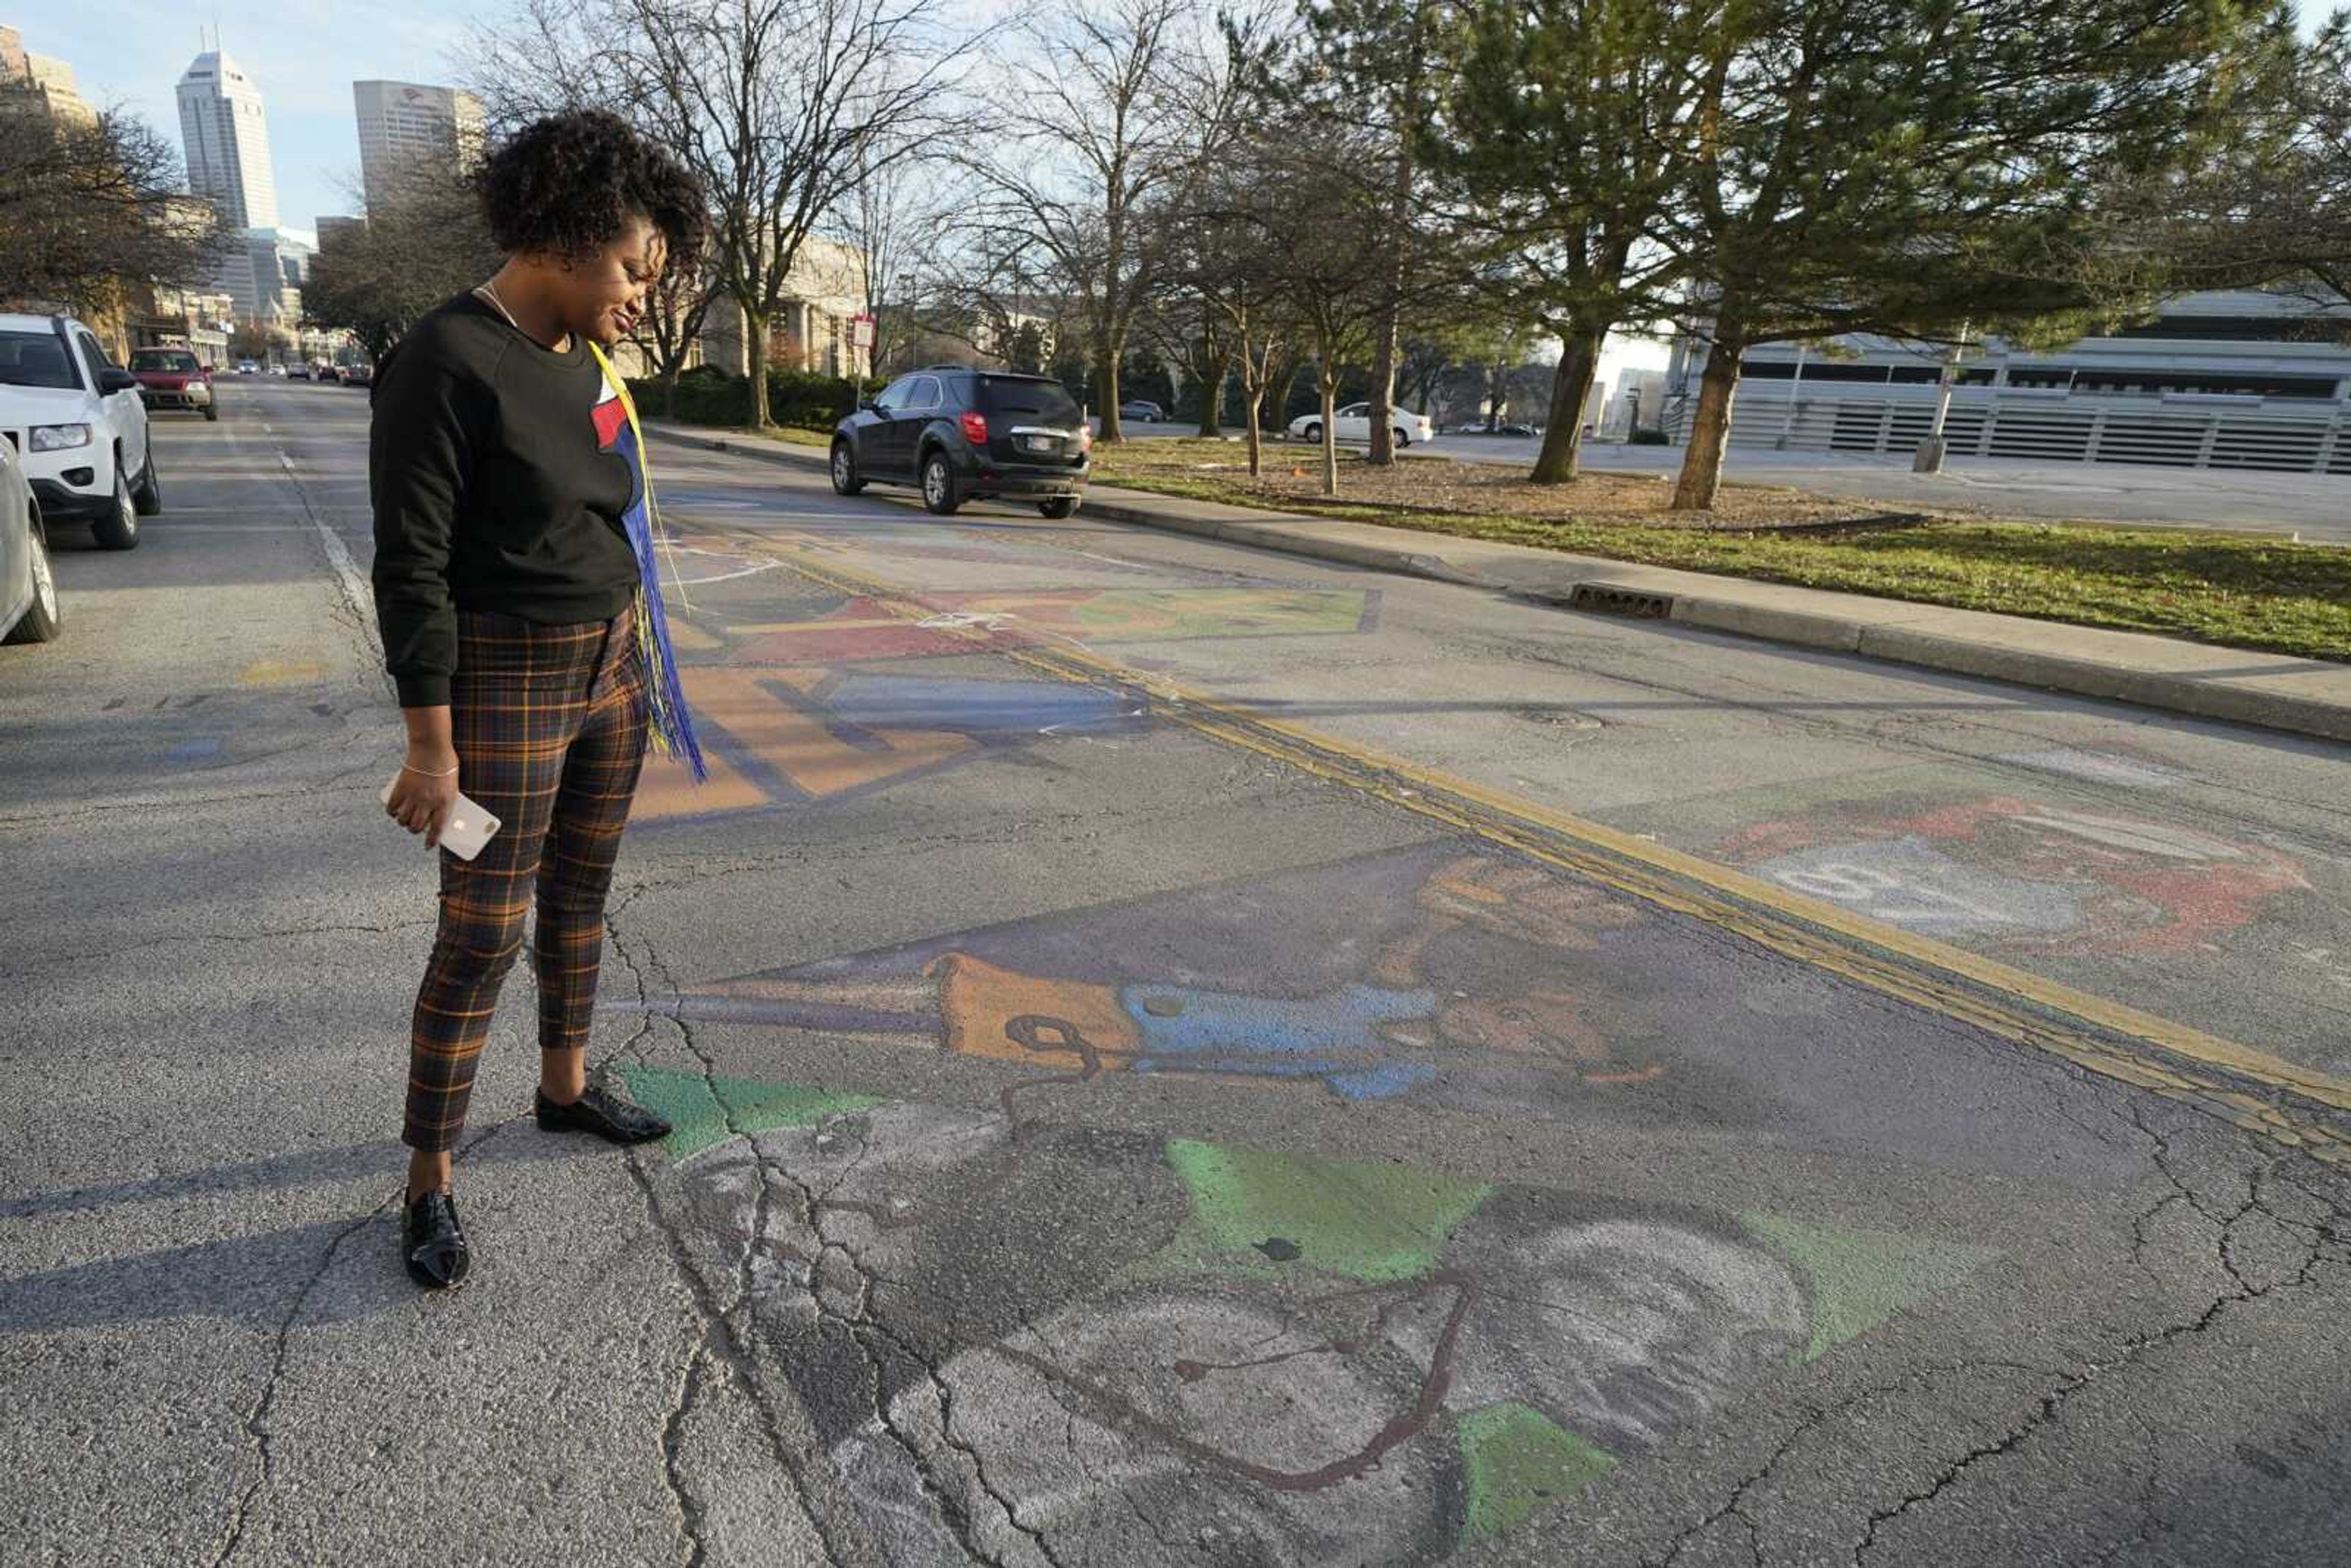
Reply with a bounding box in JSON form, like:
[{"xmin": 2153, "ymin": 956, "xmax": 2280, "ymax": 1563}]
[{"xmin": 369, "ymin": 292, "xmax": 640, "ymax": 707}]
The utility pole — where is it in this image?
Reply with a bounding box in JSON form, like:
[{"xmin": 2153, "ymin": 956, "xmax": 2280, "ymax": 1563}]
[
  {"xmin": 1913, "ymin": 321, "xmax": 1972, "ymax": 473},
  {"xmin": 1778, "ymin": 341, "xmax": 1808, "ymax": 448}
]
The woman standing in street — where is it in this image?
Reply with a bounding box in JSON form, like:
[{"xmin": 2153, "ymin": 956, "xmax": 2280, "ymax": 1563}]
[{"xmin": 373, "ymin": 110, "xmax": 709, "ymax": 1289}]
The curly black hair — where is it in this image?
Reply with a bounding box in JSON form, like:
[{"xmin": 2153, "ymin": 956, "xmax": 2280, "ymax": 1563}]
[{"xmin": 472, "ymin": 109, "xmax": 707, "ymax": 274}]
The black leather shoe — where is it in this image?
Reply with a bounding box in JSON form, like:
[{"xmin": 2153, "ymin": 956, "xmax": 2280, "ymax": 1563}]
[
  {"xmin": 535, "ymin": 1083, "xmax": 672, "ymax": 1145},
  {"xmin": 403, "ymin": 1190, "xmax": 470, "ymax": 1290}
]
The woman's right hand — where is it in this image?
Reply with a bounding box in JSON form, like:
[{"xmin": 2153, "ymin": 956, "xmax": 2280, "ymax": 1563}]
[{"xmin": 386, "ymin": 748, "xmax": 460, "ymax": 848}]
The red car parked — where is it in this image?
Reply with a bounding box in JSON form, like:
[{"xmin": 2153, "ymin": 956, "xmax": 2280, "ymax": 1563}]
[{"xmin": 129, "ymin": 348, "xmax": 217, "ymax": 422}]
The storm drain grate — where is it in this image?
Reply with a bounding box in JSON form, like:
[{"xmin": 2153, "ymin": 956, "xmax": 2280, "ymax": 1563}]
[{"xmin": 1567, "ymin": 583, "xmax": 1675, "ymax": 619}]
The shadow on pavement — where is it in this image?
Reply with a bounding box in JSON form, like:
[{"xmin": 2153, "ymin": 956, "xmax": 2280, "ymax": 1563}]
[{"xmin": 0, "ymin": 1128, "xmax": 588, "ymax": 1222}]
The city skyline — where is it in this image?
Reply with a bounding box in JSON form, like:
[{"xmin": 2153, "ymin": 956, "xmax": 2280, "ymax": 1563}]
[{"xmin": 9, "ymin": 3, "xmax": 478, "ymax": 239}]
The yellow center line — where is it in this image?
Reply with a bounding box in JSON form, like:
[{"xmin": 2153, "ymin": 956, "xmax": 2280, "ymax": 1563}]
[{"xmin": 688, "ymin": 522, "xmax": 2351, "ymax": 1162}]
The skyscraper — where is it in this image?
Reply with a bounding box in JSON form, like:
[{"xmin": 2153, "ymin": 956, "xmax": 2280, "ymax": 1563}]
[
  {"xmin": 353, "ymin": 80, "xmax": 484, "ymax": 212},
  {"xmin": 176, "ymin": 45, "xmax": 278, "ymax": 231}
]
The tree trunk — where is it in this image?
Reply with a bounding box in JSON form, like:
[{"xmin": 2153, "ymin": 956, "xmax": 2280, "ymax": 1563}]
[
  {"xmin": 1242, "ymin": 382, "xmax": 1262, "ymax": 476},
  {"xmin": 1671, "ymin": 329, "xmax": 1746, "ymax": 511},
  {"xmin": 660, "ymin": 362, "xmax": 682, "ymax": 418},
  {"xmin": 1095, "ymin": 321, "xmax": 1123, "ymax": 443},
  {"xmin": 1529, "ymin": 326, "xmax": 1603, "ymax": 484},
  {"xmin": 1271, "ymin": 353, "xmax": 1306, "ymax": 433},
  {"xmin": 1198, "ymin": 340, "xmax": 1230, "ymax": 438},
  {"xmin": 1487, "ymin": 359, "xmax": 1508, "ymax": 429},
  {"xmin": 745, "ymin": 305, "xmax": 771, "ymax": 429},
  {"xmin": 1367, "ymin": 304, "xmax": 1400, "ymax": 467},
  {"xmin": 1319, "ymin": 378, "xmax": 1340, "ymax": 497}
]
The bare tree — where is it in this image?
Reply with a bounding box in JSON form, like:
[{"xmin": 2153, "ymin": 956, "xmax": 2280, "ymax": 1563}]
[
  {"xmin": 1242, "ymin": 123, "xmax": 1392, "ymax": 495},
  {"xmin": 304, "ymin": 161, "xmax": 500, "ymax": 364},
  {"xmin": 478, "ymin": 0, "xmax": 962, "ymax": 429},
  {"xmin": 1163, "ymin": 148, "xmax": 1302, "ymax": 473},
  {"xmin": 1136, "ymin": 282, "xmax": 1235, "ymax": 437},
  {"xmin": 0, "ymin": 81, "xmax": 228, "ymax": 318},
  {"xmin": 830, "ymin": 145, "xmax": 955, "ymax": 386},
  {"xmin": 1297, "ymin": 0, "xmax": 1460, "ymax": 468},
  {"xmin": 958, "ymin": 0, "xmax": 1269, "ymax": 443}
]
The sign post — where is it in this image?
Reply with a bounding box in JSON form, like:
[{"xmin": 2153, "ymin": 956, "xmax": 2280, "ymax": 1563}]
[{"xmin": 848, "ymin": 312, "xmax": 877, "ymax": 406}]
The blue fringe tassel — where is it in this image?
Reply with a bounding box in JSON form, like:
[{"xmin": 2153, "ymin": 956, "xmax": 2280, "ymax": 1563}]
[{"xmin": 591, "ymin": 344, "xmax": 707, "ymax": 782}]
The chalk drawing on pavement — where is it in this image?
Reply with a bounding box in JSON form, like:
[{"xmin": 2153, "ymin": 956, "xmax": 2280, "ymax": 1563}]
[
  {"xmin": 701, "ymin": 586, "xmax": 1376, "ymax": 667},
  {"xmin": 649, "ymin": 847, "xmax": 1669, "ymax": 1106},
  {"xmin": 1623, "ymin": 769, "xmax": 2310, "ymax": 958},
  {"xmin": 621, "ymin": 1071, "xmax": 1993, "ymax": 1564},
  {"xmin": 629, "ymin": 667, "xmax": 1143, "ymax": 825},
  {"xmin": 625, "ymin": 575, "xmax": 1371, "ymax": 826}
]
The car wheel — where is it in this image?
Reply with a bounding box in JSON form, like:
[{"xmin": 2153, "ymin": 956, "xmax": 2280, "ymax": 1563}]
[
  {"xmin": 3, "ymin": 516, "xmax": 61, "ymax": 644},
  {"xmin": 920, "ymin": 450, "xmax": 962, "ymax": 516},
  {"xmin": 1393, "ymin": 427, "xmax": 1410, "ymax": 449},
  {"xmin": 1038, "ymin": 497, "xmax": 1080, "ymax": 520},
  {"xmin": 131, "ymin": 441, "xmax": 162, "ymax": 516},
  {"xmin": 1301, "ymin": 422, "xmax": 1323, "ymax": 443},
  {"xmin": 203, "ymin": 402, "xmax": 219, "ymax": 422},
  {"xmin": 830, "ymin": 440, "xmax": 865, "ymax": 496},
  {"xmin": 93, "ymin": 467, "xmax": 140, "ymax": 550}
]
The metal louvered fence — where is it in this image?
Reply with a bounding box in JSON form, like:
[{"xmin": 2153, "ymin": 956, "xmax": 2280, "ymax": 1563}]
[{"xmin": 1667, "ymin": 387, "xmax": 2351, "ymax": 475}]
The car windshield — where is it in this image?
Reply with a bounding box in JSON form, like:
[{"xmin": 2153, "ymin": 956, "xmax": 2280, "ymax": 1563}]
[
  {"xmin": 0, "ymin": 330, "xmax": 80, "ymax": 389},
  {"xmin": 132, "ymin": 350, "xmax": 200, "ymax": 373},
  {"xmin": 980, "ymin": 377, "xmax": 1082, "ymax": 425}
]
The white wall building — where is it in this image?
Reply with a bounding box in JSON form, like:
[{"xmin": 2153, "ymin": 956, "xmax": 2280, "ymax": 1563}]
[
  {"xmin": 1662, "ymin": 290, "xmax": 2351, "ymax": 474},
  {"xmin": 696, "ymin": 235, "xmax": 873, "ymax": 380},
  {"xmin": 177, "ymin": 47, "xmax": 277, "ymax": 231},
  {"xmin": 1600, "ymin": 368, "xmax": 1667, "ymax": 440},
  {"xmin": 353, "ymin": 80, "xmax": 484, "ymax": 212}
]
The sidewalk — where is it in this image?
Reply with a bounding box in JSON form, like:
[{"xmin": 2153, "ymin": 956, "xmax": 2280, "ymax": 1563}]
[{"xmin": 648, "ymin": 421, "xmax": 2351, "ymax": 745}]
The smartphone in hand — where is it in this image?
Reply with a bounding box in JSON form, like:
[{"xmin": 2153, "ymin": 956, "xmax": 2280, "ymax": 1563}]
[{"xmin": 380, "ymin": 778, "xmax": 503, "ymax": 861}]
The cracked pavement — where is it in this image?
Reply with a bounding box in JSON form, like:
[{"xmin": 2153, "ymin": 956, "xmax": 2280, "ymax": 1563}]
[{"xmin": 4, "ymin": 381, "xmax": 2349, "ymax": 1567}]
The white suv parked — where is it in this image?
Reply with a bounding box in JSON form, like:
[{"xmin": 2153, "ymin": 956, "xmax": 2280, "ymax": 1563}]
[
  {"xmin": 0, "ymin": 312, "xmax": 157, "ymax": 550},
  {"xmin": 1288, "ymin": 401, "xmax": 1436, "ymax": 448}
]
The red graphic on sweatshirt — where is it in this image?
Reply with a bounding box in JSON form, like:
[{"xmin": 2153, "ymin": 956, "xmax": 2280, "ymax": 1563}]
[{"xmin": 593, "ymin": 392, "xmax": 629, "ymax": 452}]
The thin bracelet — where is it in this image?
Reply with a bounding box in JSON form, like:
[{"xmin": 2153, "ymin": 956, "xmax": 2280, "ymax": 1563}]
[{"xmin": 401, "ymin": 760, "xmax": 461, "ymax": 778}]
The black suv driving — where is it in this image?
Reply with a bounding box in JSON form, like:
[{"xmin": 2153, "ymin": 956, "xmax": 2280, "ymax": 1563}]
[{"xmin": 831, "ymin": 367, "xmax": 1092, "ymax": 517}]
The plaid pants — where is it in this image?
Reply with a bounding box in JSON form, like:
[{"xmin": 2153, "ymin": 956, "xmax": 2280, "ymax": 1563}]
[{"xmin": 403, "ymin": 606, "xmax": 648, "ymax": 1152}]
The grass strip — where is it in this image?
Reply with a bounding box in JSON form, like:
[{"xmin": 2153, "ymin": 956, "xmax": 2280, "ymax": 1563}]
[{"xmin": 1092, "ymin": 455, "xmax": 2350, "ymax": 664}]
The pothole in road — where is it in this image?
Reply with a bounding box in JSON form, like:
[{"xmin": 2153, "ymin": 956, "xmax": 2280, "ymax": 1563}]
[{"xmin": 1512, "ymin": 707, "xmax": 1604, "ymax": 730}]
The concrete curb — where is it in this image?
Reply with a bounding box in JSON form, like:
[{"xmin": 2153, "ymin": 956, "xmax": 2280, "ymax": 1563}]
[{"xmin": 648, "ymin": 422, "xmax": 2351, "ymax": 746}]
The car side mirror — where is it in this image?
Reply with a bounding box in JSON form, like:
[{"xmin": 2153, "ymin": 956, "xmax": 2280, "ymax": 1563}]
[
  {"xmin": 861, "ymin": 398, "xmax": 882, "ymax": 412},
  {"xmin": 99, "ymin": 367, "xmax": 138, "ymax": 394}
]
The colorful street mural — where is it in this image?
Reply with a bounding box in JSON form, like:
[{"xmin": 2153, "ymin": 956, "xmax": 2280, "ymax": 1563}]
[
  {"xmin": 630, "ymin": 666, "xmax": 1144, "ymax": 823},
  {"xmin": 1614, "ymin": 767, "xmax": 2309, "ymax": 958},
  {"xmin": 620, "ymin": 1067, "xmax": 1992, "ymax": 1565},
  {"xmin": 649, "ymin": 847, "xmax": 1672, "ymax": 1108},
  {"xmin": 627, "ymin": 561, "xmax": 1376, "ymax": 827},
  {"xmin": 705, "ymin": 586, "xmax": 1376, "ymax": 668},
  {"xmin": 625, "ymin": 841, "xmax": 2159, "ymax": 1177}
]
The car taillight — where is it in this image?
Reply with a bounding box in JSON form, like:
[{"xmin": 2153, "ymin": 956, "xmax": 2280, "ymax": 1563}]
[{"xmin": 960, "ymin": 411, "xmax": 988, "ymax": 445}]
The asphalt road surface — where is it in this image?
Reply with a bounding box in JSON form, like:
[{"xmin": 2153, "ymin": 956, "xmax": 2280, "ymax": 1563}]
[
  {"xmin": 1119, "ymin": 419, "xmax": 2351, "ymax": 541},
  {"xmin": 5, "ymin": 379, "xmax": 2349, "ymax": 1567}
]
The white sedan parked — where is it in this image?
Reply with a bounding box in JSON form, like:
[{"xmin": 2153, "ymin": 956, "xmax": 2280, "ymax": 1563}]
[{"xmin": 1288, "ymin": 402, "xmax": 1436, "ymax": 448}]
